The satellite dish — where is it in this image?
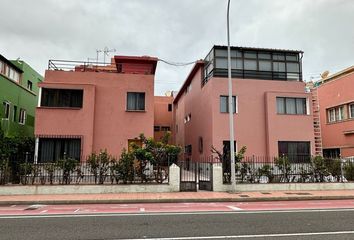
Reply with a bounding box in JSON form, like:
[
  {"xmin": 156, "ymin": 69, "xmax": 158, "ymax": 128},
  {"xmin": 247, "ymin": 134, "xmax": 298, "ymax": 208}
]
[{"xmin": 321, "ymin": 70, "xmax": 330, "ymax": 79}]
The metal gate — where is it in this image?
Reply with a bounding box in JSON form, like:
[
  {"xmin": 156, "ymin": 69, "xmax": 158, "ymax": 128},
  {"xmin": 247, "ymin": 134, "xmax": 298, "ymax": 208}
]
[{"xmin": 179, "ymin": 161, "xmax": 213, "ymax": 192}]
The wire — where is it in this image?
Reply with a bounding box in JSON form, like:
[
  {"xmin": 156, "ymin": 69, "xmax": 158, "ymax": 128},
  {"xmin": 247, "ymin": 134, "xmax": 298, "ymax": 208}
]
[{"xmin": 158, "ymin": 58, "xmax": 198, "ymax": 67}]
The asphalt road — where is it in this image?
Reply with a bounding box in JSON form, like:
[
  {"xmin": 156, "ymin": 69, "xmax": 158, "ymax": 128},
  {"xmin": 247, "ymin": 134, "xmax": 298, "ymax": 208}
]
[{"xmin": 1, "ymin": 208, "xmax": 354, "ymax": 240}]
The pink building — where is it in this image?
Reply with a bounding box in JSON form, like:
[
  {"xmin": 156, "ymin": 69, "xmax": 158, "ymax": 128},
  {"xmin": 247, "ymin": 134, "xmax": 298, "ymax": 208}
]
[
  {"xmin": 315, "ymin": 66, "xmax": 354, "ymax": 158},
  {"xmin": 34, "ymin": 56, "xmax": 158, "ymax": 162},
  {"xmin": 173, "ymin": 46, "xmax": 316, "ymax": 162},
  {"xmin": 154, "ymin": 95, "xmax": 173, "ymax": 142}
]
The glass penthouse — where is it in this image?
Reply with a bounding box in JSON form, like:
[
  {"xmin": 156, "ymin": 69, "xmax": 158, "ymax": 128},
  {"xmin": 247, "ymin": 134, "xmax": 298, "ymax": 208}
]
[{"xmin": 202, "ymin": 45, "xmax": 303, "ymax": 86}]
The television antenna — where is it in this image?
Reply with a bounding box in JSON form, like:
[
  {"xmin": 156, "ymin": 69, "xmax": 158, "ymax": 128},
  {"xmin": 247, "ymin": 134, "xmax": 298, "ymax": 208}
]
[{"xmin": 103, "ymin": 47, "xmax": 116, "ymax": 64}]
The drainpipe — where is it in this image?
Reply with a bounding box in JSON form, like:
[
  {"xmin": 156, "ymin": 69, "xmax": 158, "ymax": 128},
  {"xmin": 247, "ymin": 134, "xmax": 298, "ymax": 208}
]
[{"xmin": 34, "ymin": 87, "xmax": 42, "ymax": 164}]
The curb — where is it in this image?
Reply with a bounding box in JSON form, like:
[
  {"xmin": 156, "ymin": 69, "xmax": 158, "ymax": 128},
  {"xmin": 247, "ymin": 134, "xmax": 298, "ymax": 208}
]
[{"xmin": 1, "ymin": 195, "xmax": 354, "ymax": 205}]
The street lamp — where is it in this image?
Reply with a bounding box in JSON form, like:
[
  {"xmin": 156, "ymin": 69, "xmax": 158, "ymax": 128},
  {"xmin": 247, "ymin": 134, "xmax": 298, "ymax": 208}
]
[{"xmin": 227, "ymin": 0, "xmax": 236, "ymax": 192}]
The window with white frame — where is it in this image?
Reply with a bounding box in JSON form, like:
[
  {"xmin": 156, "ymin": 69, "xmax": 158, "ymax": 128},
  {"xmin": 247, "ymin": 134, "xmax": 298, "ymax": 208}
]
[
  {"xmin": 337, "ymin": 106, "xmax": 344, "ymax": 121},
  {"xmin": 350, "ymin": 104, "xmax": 354, "ymax": 119},
  {"xmin": 328, "ymin": 108, "xmax": 336, "ymax": 122},
  {"xmin": 19, "ymin": 108, "xmax": 26, "ymax": 124},
  {"xmin": 220, "ymin": 95, "xmax": 237, "ymax": 113},
  {"xmin": 2, "ymin": 101, "xmax": 10, "ymax": 119}
]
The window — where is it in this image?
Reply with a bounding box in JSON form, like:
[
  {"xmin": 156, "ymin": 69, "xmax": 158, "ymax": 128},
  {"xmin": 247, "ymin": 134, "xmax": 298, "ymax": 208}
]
[
  {"xmin": 220, "ymin": 96, "xmax": 237, "ymax": 113},
  {"xmin": 41, "ymin": 88, "xmax": 83, "ymax": 108},
  {"xmin": 168, "ymin": 104, "xmax": 172, "ymax": 112},
  {"xmin": 328, "ymin": 108, "xmax": 336, "ymax": 122},
  {"xmin": 259, "ymin": 61, "xmax": 272, "ymax": 71},
  {"xmin": 323, "ymin": 148, "xmax": 340, "ymax": 158},
  {"xmin": 184, "ymin": 145, "xmax": 192, "ymax": 155},
  {"xmin": 337, "ymin": 106, "xmax": 344, "ymax": 121},
  {"xmin": 3, "ymin": 101, "xmax": 10, "ymax": 119},
  {"xmin": 154, "ymin": 126, "xmax": 160, "ymax": 132},
  {"xmin": 278, "ymin": 141, "xmax": 310, "ymax": 162},
  {"xmin": 350, "ymin": 104, "xmax": 354, "ymax": 119},
  {"xmin": 176, "ymin": 124, "xmax": 178, "ymax": 133},
  {"xmin": 286, "ymin": 62, "xmax": 300, "ymax": 72},
  {"xmin": 184, "ymin": 113, "xmax": 191, "ymax": 123},
  {"xmin": 38, "ymin": 138, "xmax": 81, "ymax": 162},
  {"xmin": 0, "ymin": 61, "xmax": 4, "ymax": 74},
  {"xmin": 273, "ymin": 62, "xmax": 285, "ymax": 72},
  {"xmin": 13, "ymin": 106, "xmax": 17, "ymax": 122},
  {"xmin": 244, "ymin": 60, "xmax": 257, "ymax": 70},
  {"xmin": 127, "ymin": 92, "xmax": 145, "ymax": 111},
  {"xmin": 276, "ymin": 97, "xmax": 307, "ymax": 115},
  {"xmin": 328, "ymin": 105, "xmax": 347, "ymax": 123},
  {"xmin": 222, "ymin": 141, "xmax": 237, "ymax": 160},
  {"xmin": 19, "ymin": 109, "xmax": 26, "ymax": 124},
  {"xmin": 27, "ymin": 80, "xmax": 33, "ymax": 91},
  {"xmin": 161, "ymin": 126, "xmax": 171, "ymax": 131}
]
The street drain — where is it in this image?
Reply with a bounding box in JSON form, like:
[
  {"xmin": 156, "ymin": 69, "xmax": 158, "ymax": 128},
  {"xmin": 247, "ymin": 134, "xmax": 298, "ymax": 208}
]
[
  {"xmin": 285, "ymin": 192, "xmax": 312, "ymax": 196},
  {"xmin": 239, "ymin": 195, "xmax": 249, "ymax": 197}
]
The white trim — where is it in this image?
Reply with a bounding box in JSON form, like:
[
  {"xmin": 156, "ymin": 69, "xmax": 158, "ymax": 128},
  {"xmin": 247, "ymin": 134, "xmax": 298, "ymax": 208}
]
[
  {"xmin": 37, "ymin": 87, "xmax": 42, "ymax": 107},
  {"xmin": 349, "ymin": 103, "xmax": 354, "ymax": 119}
]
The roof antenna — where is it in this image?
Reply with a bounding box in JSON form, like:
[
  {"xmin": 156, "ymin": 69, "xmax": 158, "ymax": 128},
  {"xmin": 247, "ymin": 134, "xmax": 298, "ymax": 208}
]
[{"xmin": 103, "ymin": 47, "xmax": 116, "ymax": 64}]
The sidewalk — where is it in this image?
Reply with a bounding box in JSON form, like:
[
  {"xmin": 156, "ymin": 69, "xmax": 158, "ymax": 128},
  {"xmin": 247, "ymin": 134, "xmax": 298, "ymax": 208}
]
[{"xmin": 1, "ymin": 190, "xmax": 354, "ymax": 205}]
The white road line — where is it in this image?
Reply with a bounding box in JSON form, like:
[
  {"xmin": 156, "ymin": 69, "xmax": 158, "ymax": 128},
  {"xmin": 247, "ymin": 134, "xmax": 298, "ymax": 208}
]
[
  {"xmin": 40, "ymin": 210, "xmax": 48, "ymax": 213},
  {"xmin": 10, "ymin": 205, "xmax": 16, "ymax": 208},
  {"xmin": 74, "ymin": 209, "xmax": 80, "ymax": 213},
  {"xmin": 140, "ymin": 208, "xmax": 145, "ymax": 212},
  {"xmin": 119, "ymin": 231, "xmax": 354, "ymax": 240},
  {"xmin": 227, "ymin": 206, "xmax": 242, "ymax": 211},
  {"xmin": 1, "ymin": 208, "xmax": 354, "ymax": 219}
]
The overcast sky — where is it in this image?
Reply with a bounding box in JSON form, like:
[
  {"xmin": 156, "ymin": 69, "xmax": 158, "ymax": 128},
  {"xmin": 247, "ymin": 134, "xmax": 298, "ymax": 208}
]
[{"xmin": 1, "ymin": 0, "xmax": 353, "ymax": 95}]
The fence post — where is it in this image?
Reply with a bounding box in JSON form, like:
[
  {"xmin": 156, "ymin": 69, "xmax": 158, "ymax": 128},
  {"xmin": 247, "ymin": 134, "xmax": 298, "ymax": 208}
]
[
  {"xmin": 340, "ymin": 156, "xmax": 344, "ymax": 183},
  {"xmin": 282, "ymin": 154, "xmax": 286, "ymax": 182},
  {"xmin": 25, "ymin": 152, "xmax": 29, "ymax": 185}
]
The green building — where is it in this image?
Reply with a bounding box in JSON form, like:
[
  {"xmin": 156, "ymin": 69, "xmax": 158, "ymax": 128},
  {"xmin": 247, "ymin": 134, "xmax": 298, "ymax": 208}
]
[{"xmin": 0, "ymin": 54, "xmax": 43, "ymax": 137}]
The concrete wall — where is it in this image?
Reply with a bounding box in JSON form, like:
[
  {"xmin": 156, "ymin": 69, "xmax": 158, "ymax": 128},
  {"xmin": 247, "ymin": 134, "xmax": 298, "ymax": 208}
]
[
  {"xmin": 154, "ymin": 96, "xmax": 173, "ymax": 142},
  {"xmin": 211, "ymin": 163, "xmax": 354, "ymax": 192},
  {"xmin": 0, "ymin": 164, "xmax": 180, "ymax": 195},
  {"xmin": 174, "ymin": 63, "xmax": 315, "ymax": 160},
  {"xmin": 35, "ymin": 65, "xmax": 155, "ymax": 157},
  {"xmin": 317, "ymin": 71, "xmax": 354, "ymax": 157}
]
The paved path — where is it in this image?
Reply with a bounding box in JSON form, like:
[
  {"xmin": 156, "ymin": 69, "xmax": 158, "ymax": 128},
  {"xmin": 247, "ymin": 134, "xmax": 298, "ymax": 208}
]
[
  {"xmin": 1, "ymin": 199, "xmax": 354, "ymax": 216},
  {"xmin": 1, "ymin": 190, "xmax": 354, "ymax": 205},
  {"xmin": 1, "ymin": 206, "xmax": 354, "ymax": 239}
]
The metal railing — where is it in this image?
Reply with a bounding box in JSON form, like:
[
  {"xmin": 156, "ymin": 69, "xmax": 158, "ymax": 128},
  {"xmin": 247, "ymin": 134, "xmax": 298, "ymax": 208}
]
[
  {"xmin": 0, "ymin": 158, "xmax": 170, "ymax": 185},
  {"xmin": 221, "ymin": 156, "xmax": 354, "ymax": 184},
  {"xmin": 48, "ymin": 59, "xmax": 118, "ymax": 72}
]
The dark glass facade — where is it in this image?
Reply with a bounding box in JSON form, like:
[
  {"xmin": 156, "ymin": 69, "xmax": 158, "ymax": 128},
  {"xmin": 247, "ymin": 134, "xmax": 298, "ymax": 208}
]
[{"xmin": 202, "ymin": 46, "xmax": 303, "ymax": 86}]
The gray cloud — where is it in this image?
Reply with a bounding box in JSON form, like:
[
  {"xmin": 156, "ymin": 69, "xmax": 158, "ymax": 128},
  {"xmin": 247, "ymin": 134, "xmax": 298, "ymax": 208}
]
[{"xmin": 0, "ymin": 0, "xmax": 353, "ymax": 95}]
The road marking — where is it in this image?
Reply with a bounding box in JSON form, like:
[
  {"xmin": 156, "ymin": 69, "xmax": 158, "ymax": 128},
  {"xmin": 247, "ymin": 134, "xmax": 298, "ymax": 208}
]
[
  {"xmin": 1, "ymin": 208, "xmax": 354, "ymax": 219},
  {"xmin": 10, "ymin": 205, "xmax": 16, "ymax": 208},
  {"xmin": 227, "ymin": 206, "xmax": 242, "ymax": 211},
  {"xmin": 140, "ymin": 208, "xmax": 145, "ymax": 212},
  {"xmin": 74, "ymin": 209, "xmax": 80, "ymax": 213},
  {"xmin": 40, "ymin": 210, "xmax": 48, "ymax": 213},
  {"xmin": 119, "ymin": 231, "xmax": 354, "ymax": 240}
]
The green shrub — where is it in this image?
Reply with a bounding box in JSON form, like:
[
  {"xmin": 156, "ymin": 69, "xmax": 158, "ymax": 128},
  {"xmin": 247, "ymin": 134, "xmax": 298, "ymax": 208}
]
[
  {"xmin": 258, "ymin": 164, "xmax": 274, "ymax": 183},
  {"xmin": 344, "ymin": 162, "xmax": 354, "ymax": 181}
]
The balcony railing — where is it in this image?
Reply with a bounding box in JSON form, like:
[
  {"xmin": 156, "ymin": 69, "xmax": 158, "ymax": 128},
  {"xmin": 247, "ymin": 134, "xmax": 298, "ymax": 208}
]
[{"xmin": 48, "ymin": 60, "xmax": 119, "ymax": 73}]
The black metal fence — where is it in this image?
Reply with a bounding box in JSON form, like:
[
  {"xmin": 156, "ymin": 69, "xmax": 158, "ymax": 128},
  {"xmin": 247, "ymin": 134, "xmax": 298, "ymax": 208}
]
[
  {"xmin": 0, "ymin": 156, "xmax": 170, "ymax": 185},
  {"xmin": 223, "ymin": 156, "xmax": 354, "ymax": 184}
]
